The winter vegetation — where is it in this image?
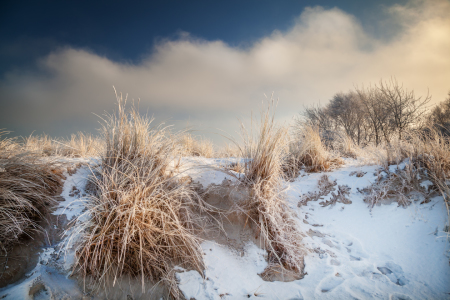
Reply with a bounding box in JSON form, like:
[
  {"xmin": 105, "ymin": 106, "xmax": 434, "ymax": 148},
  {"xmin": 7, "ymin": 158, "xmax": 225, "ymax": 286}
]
[{"xmin": 0, "ymin": 79, "xmax": 449, "ymax": 299}]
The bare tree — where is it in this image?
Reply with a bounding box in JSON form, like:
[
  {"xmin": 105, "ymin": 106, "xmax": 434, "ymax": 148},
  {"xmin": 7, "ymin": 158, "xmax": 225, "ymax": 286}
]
[
  {"xmin": 429, "ymin": 91, "xmax": 450, "ymax": 134},
  {"xmin": 327, "ymin": 91, "xmax": 367, "ymax": 145},
  {"xmin": 356, "ymin": 85, "xmax": 391, "ymax": 146},
  {"xmin": 377, "ymin": 78, "xmax": 431, "ymax": 140},
  {"xmin": 302, "ymin": 105, "xmax": 333, "ymax": 131},
  {"xmin": 300, "ymin": 78, "xmax": 431, "ymax": 146}
]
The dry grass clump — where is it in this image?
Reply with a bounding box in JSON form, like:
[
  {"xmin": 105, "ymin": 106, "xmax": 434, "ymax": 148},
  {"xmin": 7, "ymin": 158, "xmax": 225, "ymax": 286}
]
[
  {"xmin": 217, "ymin": 142, "xmax": 242, "ymax": 158},
  {"xmin": 0, "ymin": 133, "xmax": 63, "ymax": 248},
  {"xmin": 64, "ymin": 132, "xmax": 103, "ymax": 157},
  {"xmin": 298, "ymin": 175, "xmax": 337, "ymax": 207},
  {"xmin": 179, "ymin": 133, "xmax": 215, "ymax": 158},
  {"xmin": 401, "ymin": 129, "xmax": 450, "ymax": 239},
  {"xmin": 71, "ymin": 96, "xmax": 205, "ymax": 298},
  {"xmin": 362, "ymin": 160, "xmax": 433, "ymax": 209},
  {"xmin": 227, "ymin": 101, "xmax": 306, "ymax": 275},
  {"xmin": 401, "ymin": 129, "xmax": 450, "ymax": 180},
  {"xmin": 289, "ymin": 124, "xmax": 342, "ymax": 173},
  {"xmin": 22, "ymin": 132, "xmax": 103, "ymax": 157},
  {"xmin": 315, "ymin": 130, "xmax": 406, "ymax": 167},
  {"xmin": 0, "ymin": 130, "xmax": 19, "ymax": 153}
]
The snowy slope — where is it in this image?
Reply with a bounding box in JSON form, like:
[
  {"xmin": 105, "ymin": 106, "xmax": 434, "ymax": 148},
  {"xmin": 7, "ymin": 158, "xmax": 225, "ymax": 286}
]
[
  {"xmin": 177, "ymin": 161, "xmax": 450, "ymax": 300},
  {"xmin": 0, "ymin": 158, "xmax": 449, "ymax": 300}
]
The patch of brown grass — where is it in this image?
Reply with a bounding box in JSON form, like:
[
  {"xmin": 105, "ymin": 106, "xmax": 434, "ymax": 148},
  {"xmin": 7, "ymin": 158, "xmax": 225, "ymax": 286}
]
[
  {"xmin": 0, "ymin": 132, "xmax": 63, "ymax": 248},
  {"xmin": 180, "ymin": 133, "xmax": 215, "ymax": 158},
  {"xmin": 22, "ymin": 132, "xmax": 103, "ymax": 157},
  {"xmin": 290, "ymin": 124, "xmax": 343, "ymax": 173}
]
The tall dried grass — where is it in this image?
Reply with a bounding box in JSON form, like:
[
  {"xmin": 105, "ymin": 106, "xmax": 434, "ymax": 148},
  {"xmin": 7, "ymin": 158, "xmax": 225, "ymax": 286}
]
[
  {"xmin": 0, "ymin": 130, "xmax": 19, "ymax": 154},
  {"xmin": 71, "ymin": 95, "xmax": 205, "ymax": 298},
  {"xmin": 22, "ymin": 132, "xmax": 103, "ymax": 157},
  {"xmin": 401, "ymin": 129, "xmax": 450, "ymax": 180},
  {"xmin": 0, "ymin": 132, "xmax": 63, "ymax": 248},
  {"xmin": 218, "ymin": 142, "xmax": 241, "ymax": 158},
  {"xmin": 289, "ymin": 124, "xmax": 342, "ymax": 173},
  {"xmin": 402, "ymin": 129, "xmax": 450, "ymax": 240},
  {"xmin": 180, "ymin": 133, "xmax": 215, "ymax": 158},
  {"xmin": 226, "ymin": 101, "xmax": 306, "ymax": 275}
]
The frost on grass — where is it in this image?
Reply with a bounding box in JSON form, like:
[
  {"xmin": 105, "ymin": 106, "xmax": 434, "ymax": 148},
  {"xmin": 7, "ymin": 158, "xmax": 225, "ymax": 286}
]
[
  {"xmin": 69, "ymin": 95, "xmax": 207, "ymax": 299},
  {"xmin": 223, "ymin": 100, "xmax": 307, "ymax": 278}
]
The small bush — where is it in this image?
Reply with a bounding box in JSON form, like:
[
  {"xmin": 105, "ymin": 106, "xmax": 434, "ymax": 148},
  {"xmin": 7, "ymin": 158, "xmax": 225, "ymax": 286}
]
[{"xmin": 217, "ymin": 142, "xmax": 241, "ymax": 158}]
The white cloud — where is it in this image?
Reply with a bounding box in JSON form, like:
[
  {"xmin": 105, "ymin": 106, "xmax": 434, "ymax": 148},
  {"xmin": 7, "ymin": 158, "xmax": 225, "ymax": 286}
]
[{"xmin": 1, "ymin": 0, "xmax": 449, "ymax": 142}]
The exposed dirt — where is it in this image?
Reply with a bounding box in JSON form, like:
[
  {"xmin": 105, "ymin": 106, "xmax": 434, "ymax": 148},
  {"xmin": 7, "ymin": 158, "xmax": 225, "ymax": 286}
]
[
  {"xmin": 0, "ymin": 204, "xmax": 68, "ymax": 289},
  {"xmin": 200, "ymin": 183, "xmax": 304, "ymax": 283},
  {"xmin": 200, "ymin": 185, "xmax": 265, "ymax": 252}
]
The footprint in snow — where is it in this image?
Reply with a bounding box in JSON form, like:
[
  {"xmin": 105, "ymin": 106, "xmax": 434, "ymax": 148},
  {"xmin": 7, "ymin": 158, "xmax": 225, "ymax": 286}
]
[
  {"xmin": 343, "ymin": 238, "xmax": 369, "ymax": 262},
  {"xmin": 318, "ymin": 275, "xmax": 345, "ymax": 293},
  {"xmin": 389, "ymin": 293, "xmax": 412, "ymax": 300},
  {"xmin": 377, "ymin": 262, "xmax": 408, "ymax": 286}
]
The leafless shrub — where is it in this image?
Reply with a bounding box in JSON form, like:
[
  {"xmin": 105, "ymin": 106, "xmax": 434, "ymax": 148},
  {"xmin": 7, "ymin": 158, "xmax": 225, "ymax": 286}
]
[
  {"xmin": 361, "ymin": 162, "xmax": 430, "ymax": 209},
  {"xmin": 428, "ymin": 91, "xmax": 450, "ymax": 135},
  {"xmin": 224, "ymin": 160, "xmax": 245, "ymax": 173},
  {"xmin": 349, "ymin": 171, "xmax": 366, "ymax": 177},
  {"xmin": 217, "ymin": 142, "xmax": 241, "ymax": 158}
]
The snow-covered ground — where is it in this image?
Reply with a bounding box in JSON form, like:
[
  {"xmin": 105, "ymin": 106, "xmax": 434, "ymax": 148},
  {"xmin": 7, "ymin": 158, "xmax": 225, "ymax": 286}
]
[
  {"xmin": 1, "ymin": 157, "xmax": 449, "ymax": 299},
  {"xmin": 177, "ymin": 160, "xmax": 450, "ymax": 299}
]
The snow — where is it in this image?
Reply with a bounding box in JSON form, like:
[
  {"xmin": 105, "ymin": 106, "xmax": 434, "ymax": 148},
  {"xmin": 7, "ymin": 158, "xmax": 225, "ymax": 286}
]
[
  {"xmin": 0, "ymin": 158, "xmax": 92, "ymax": 300},
  {"xmin": 53, "ymin": 159, "xmax": 92, "ymax": 219},
  {"xmin": 1, "ymin": 157, "xmax": 449, "ymax": 300},
  {"xmin": 177, "ymin": 241, "xmax": 270, "ymax": 299},
  {"xmin": 178, "ymin": 157, "xmax": 243, "ymax": 188},
  {"xmin": 177, "ymin": 161, "xmax": 450, "ymax": 300}
]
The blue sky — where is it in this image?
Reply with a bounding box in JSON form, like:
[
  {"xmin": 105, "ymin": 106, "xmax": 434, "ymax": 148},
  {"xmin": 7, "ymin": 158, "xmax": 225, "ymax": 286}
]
[
  {"xmin": 0, "ymin": 0, "xmax": 449, "ymax": 143},
  {"xmin": 0, "ymin": 0, "xmax": 406, "ymax": 71}
]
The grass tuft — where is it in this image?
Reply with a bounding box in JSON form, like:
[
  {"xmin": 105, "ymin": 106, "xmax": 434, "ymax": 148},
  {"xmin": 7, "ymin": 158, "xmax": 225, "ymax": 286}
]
[
  {"xmin": 227, "ymin": 100, "xmax": 306, "ymax": 275},
  {"xmin": 22, "ymin": 132, "xmax": 103, "ymax": 157},
  {"xmin": 289, "ymin": 124, "xmax": 342, "ymax": 173},
  {"xmin": 180, "ymin": 133, "xmax": 215, "ymax": 158},
  {"xmin": 0, "ymin": 132, "xmax": 63, "ymax": 248},
  {"xmin": 71, "ymin": 93, "xmax": 205, "ymax": 298}
]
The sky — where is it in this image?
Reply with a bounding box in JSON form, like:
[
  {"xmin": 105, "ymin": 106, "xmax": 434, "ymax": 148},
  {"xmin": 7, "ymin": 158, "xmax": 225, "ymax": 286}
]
[{"xmin": 1, "ymin": 0, "xmax": 449, "ymax": 144}]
